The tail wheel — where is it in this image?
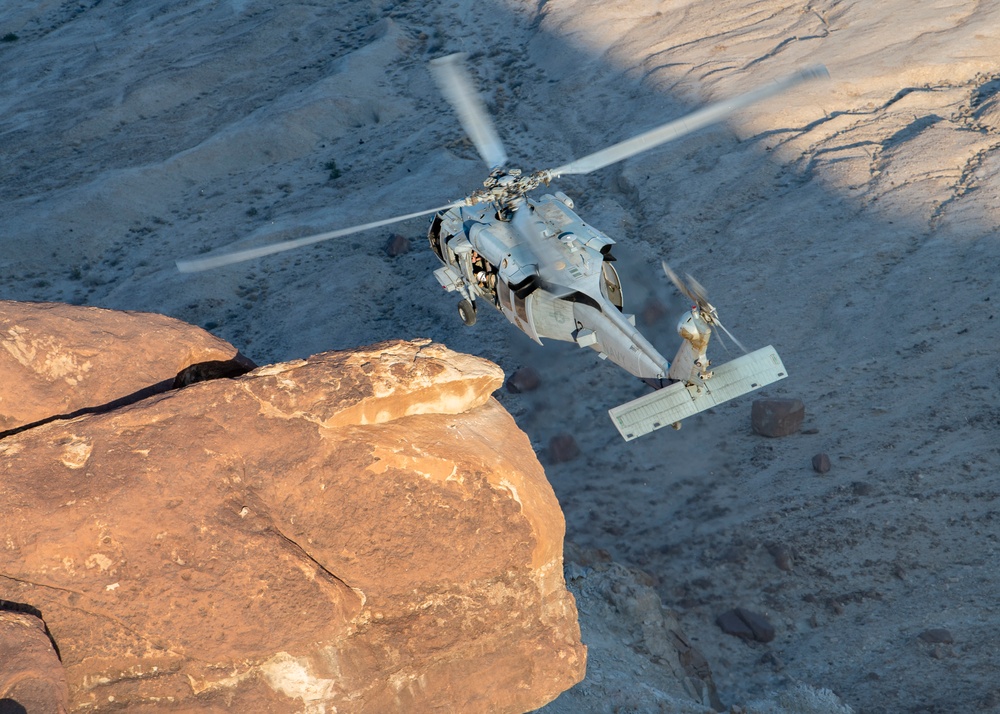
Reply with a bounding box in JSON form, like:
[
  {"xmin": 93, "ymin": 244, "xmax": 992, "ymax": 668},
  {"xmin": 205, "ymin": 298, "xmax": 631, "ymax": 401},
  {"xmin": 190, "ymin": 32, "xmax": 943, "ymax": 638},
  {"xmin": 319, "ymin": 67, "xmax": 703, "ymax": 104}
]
[{"xmin": 458, "ymin": 299, "xmax": 477, "ymax": 326}]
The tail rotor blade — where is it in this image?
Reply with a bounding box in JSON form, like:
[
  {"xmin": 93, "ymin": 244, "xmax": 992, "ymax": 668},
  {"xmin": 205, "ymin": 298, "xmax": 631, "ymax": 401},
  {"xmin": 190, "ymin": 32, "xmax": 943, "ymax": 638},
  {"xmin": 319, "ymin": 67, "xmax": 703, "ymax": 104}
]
[
  {"xmin": 714, "ymin": 316, "xmax": 748, "ymax": 354},
  {"xmin": 430, "ymin": 54, "xmax": 509, "ymax": 170},
  {"xmin": 684, "ymin": 272, "xmax": 710, "ymax": 307},
  {"xmin": 546, "ymin": 65, "xmax": 828, "ymax": 179},
  {"xmin": 663, "ymin": 260, "xmax": 748, "ymax": 352},
  {"xmin": 662, "ymin": 260, "xmax": 698, "ymax": 305},
  {"xmin": 176, "ymin": 200, "xmax": 466, "ymax": 273}
]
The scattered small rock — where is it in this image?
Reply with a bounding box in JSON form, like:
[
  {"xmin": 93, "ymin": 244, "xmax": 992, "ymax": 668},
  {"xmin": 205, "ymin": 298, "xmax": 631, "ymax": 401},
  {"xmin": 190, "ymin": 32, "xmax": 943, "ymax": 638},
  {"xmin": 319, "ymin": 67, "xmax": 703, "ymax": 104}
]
[
  {"xmin": 627, "ymin": 566, "xmax": 658, "ymax": 588},
  {"xmin": 384, "ymin": 233, "xmax": 410, "ymax": 256},
  {"xmin": 751, "ymin": 398, "xmax": 805, "ymax": 437},
  {"xmin": 716, "ymin": 610, "xmax": 753, "ymax": 640},
  {"xmin": 506, "ymin": 366, "xmax": 541, "ymax": 393},
  {"xmin": 549, "ymin": 433, "xmax": 580, "ymax": 463},
  {"xmin": 918, "ymin": 628, "xmax": 954, "ymax": 644},
  {"xmin": 564, "ymin": 561, "xmax": 590, "ymax": 582},
  {"xmin": 768, "ymin": 543, "xmax": 795, "ymax": 571},
  {"xmin": 564, "ymin": 541, "xmax": 613, "ymax": 568},
  {"xmin": 979, "ymin": 689, "xmax": 1000, "ymax": 709},
  {"xmin": 759, "ymin": 651, "xmax": 784, "ymax": 670},
  {"xmin": 851, "ymin": 481, "xmax": 874, "ymax": 496},
  {"xmin": 715, "ymin": 608, "xmax": 775, "ymax": 643},
  {"xmin": 812, "ymin": 452, "xmax": 831, "ymax": 473}
]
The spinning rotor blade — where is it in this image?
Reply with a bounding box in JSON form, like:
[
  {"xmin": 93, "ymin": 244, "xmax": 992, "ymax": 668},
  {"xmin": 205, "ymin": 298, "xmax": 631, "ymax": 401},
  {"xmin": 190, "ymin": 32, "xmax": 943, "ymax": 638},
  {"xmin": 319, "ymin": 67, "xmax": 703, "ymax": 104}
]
[
  {"xmin": 546, "ymin": 65, "xmax": 829, "ymax": 178},
  {"xmin": 662, "ymin": 260, "xmax": 707, "ymax": 307},
  {"xmin": 662, "ymin": 260, "xmax": 715, "ymax": 318},
  {"xmin": 662, "ymin": 260, "xmax": 747, "ymax": 353},
  {"xmin": 176, "ymin": 200, "xmax": 466, "ymax": 273},
  {"xmin": 431, "ymin": 54, "xmax": 509, "ymax": 170}
]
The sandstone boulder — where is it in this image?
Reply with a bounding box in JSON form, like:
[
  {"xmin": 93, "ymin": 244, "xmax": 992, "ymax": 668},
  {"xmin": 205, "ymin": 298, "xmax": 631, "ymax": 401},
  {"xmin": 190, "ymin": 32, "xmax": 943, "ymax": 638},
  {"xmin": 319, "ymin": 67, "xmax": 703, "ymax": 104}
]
[
  {"xmin": 0, "ymin": 609, "xmax": 69, "ymax": 713},
  {"xmin": 0, "ymin": 301, "xmax": 253, "ymax": 434},
  {"xmin": 0, "ymin": 336, "xmax": 584, "ymax": 712}
]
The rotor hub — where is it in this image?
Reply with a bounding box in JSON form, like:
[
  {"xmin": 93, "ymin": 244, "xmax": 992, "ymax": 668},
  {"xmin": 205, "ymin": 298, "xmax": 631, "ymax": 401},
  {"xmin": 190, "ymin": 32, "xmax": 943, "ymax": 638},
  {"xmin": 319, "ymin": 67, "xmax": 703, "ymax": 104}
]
[{"xmin": 466, "ymin": 167, "xmax": 550, "ymax": 215}]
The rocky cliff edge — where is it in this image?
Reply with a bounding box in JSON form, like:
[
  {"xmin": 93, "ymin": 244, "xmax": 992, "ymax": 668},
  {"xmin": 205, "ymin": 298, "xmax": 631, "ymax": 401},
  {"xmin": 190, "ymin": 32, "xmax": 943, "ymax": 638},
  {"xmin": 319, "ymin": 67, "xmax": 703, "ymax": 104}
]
[{"xmin": 0, "ymin": 302, "xmax": 585, "ymax": 713}]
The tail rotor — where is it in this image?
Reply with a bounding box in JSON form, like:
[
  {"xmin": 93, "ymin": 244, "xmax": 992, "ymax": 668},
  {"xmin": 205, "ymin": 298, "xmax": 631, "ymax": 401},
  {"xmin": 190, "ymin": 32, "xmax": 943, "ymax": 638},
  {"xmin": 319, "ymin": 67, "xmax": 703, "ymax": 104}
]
[{"xmin": 662, "ymin": 260, "xmax": 747, "ymax": 355}]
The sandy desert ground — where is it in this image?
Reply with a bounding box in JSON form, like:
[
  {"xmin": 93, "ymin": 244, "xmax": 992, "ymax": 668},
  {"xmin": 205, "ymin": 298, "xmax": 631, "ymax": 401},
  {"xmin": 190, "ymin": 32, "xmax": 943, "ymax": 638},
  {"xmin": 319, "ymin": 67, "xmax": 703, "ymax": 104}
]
[{"xmin": 2, "ymin": 0, "xmax": 999, "ymax": 711}]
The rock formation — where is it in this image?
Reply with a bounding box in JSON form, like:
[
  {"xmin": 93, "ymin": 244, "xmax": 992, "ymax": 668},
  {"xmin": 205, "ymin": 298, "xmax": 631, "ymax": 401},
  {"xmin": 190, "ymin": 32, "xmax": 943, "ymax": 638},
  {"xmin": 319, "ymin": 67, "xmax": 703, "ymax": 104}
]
[
  {"xmin": 548, "ymin": 543, "xmax": 722, "ymax": 713},
  {"xmin": 0, "ymin": 306, "xmax": 585, "ymax": 713},
  {"xmin": 0, "ymin": 301, "xmax": 253, "ymax": 435},
  {"xmin": 0, "ymin": 608, "xmax": 69, "ymax": 713}
]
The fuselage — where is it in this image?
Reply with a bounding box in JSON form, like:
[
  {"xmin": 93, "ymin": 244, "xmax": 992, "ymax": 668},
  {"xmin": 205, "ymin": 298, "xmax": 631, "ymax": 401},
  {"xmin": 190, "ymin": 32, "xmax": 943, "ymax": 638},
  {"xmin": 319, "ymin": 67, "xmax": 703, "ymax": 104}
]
[{"xmin": 428, "ymin": 192, "xmax": 670, "ymax": 381}]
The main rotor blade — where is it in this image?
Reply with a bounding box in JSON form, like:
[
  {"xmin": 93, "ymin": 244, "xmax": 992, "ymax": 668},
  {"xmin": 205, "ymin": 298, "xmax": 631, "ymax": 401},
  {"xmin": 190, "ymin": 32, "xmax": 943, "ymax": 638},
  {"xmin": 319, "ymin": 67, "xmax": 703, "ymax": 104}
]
[
  {"xmin": 546, "ymin": 65, "xmax": 829, "ymax": 178},
  {"xmin": 176, "ymin": 200, "xmax": 466, "ymax": 273},
  {"xmin": 430, "ymin": 53, "xmax": 509, "ymax": 170}
]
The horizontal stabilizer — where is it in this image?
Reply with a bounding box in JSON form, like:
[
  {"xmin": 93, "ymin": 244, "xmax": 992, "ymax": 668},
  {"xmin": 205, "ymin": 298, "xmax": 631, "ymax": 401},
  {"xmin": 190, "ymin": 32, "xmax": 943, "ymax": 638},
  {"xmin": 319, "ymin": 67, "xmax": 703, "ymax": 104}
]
[{"xmin": 609, "ymin": 345, "xmax": 787, "ymax": 441}]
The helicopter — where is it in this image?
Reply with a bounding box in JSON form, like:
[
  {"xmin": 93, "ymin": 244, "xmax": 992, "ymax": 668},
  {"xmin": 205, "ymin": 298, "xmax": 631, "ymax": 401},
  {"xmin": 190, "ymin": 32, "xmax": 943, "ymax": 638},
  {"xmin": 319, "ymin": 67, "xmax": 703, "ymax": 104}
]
[{"xmin": 178, "ymin": 55, "xmax": 827, "ymax": 440}]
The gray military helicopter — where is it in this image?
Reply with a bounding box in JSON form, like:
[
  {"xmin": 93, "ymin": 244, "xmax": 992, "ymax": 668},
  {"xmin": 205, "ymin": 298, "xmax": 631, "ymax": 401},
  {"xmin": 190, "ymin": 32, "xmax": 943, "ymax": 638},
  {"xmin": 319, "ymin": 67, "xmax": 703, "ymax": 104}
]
[{"xmin": 178, "ymin": 55, "xmax": 827, "ymax": 440}]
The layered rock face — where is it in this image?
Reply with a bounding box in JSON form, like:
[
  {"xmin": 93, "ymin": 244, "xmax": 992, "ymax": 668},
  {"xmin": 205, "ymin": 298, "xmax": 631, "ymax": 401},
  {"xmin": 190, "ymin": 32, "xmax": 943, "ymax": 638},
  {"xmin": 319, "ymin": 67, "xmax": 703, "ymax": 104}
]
[
  {"xmin": 0, "ymin": 306, "xmax": 584, "ymax": 712},
  {"xmin": 0, "ymin": 301, "xmax": 253, "ymax": 434}
]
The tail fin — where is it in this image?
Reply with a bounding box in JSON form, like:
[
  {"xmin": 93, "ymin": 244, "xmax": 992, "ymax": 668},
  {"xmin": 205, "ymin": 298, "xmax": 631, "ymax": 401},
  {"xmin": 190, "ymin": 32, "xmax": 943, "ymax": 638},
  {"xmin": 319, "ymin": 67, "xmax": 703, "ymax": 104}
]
[{"xmin": 609, "ymin": 346, "xmax": 787, "ymax": 440}]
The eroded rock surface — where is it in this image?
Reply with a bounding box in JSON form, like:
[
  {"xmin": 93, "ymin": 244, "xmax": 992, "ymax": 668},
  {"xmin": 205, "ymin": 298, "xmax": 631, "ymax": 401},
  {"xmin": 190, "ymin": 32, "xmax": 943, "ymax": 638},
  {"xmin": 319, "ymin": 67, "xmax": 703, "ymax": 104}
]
[
  {"xmin": 0, "ymin": 609, "xmax": 69, "ymax": 713},
  {"xmin": 539, "ymin": 543, "xmax": 721, "ymax": 714},
  {"xmin": 0, "ymin": 336, "xmax": 584, "ymax": 712},
  {"xmin": 0, "ymin": 301, "xmax": 252, "ymax": 434}
]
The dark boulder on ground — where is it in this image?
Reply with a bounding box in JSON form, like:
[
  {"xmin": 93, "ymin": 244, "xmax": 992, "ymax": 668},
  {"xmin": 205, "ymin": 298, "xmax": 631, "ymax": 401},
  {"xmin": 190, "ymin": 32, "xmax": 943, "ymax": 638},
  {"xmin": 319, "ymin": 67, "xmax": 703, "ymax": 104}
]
[
  {"xmin": 751, "ymin": 398, "xmax": 805, "ymax": 437},
  {"xmin": 506, "ymin": 365, "xmax": 542, "ymax": 393},
  {"xmin": 384, "ymin": 233, "xmax": 411, "ymax": 256},
  {"xmin": 549, "ymin": 433, "xmax": 581, "ymax": 463},
  {"xmin": 812, "ymin": 452, "xmax": 832, "ymax": 473},
  {"xmin": 716, "ymin": 608, "xmax": 776, "ymax": 643}
]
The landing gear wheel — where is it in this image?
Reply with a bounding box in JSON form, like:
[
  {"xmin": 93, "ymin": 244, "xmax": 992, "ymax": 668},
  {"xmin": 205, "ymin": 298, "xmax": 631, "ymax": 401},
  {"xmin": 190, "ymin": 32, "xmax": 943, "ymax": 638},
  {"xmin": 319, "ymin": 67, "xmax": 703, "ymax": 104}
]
[{"xmin": 458, "ymin": 299, "xmax": 477, "ymax": 326}]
